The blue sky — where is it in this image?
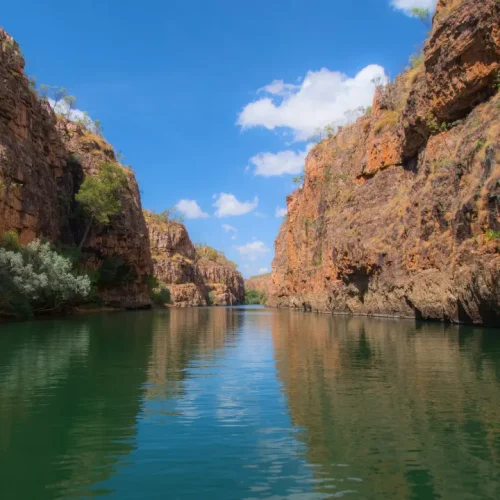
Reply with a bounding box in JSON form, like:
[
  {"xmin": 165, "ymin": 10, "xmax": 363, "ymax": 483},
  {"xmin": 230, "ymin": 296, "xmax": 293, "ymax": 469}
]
[{"xmin": 2, "ymin": 0, "xmax": 435, "ymax": 277}]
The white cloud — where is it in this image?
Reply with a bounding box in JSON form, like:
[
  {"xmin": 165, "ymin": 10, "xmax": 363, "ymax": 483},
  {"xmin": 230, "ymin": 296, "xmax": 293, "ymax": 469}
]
[
  {"xmin": 48, "ymin": 98, "xmax": 97, "ymax": 132},
  {"xmin": 237, "ymin": 65, "xmax": 388, "ymax": 141},
  {"xmin": 249, "ymin": 145, "xmax": 312, "ymax": 177},
  {"xmin": 390, "ymin": 0, "xmax": 437, "ymax": 15},
  {"xmin": 175, "ymin": 199, "xmax": 209, "ymax": 219},
  {"xmin": 257, "ymin": 267, "xmax": 269, "ymax": 275},
  {"xmin": 259, "ymin": 80, "xmax": 300, "ymax": 97},
  {"xmin": 235, "ymin": 241, "xmax": 270, "ymax": 261},
  {"xmin": 275, "ymin": 207, "xmax": 287, "ymax": 217},
  {"xmin": 213, "ymin": 193, "xmax": 258, "ymax": 218}
]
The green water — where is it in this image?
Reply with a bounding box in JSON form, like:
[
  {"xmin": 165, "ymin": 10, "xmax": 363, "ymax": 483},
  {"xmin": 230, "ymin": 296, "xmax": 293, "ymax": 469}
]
[{"xmin": 0, "ymin": 308, "xmax": 499, "ymax": 499}]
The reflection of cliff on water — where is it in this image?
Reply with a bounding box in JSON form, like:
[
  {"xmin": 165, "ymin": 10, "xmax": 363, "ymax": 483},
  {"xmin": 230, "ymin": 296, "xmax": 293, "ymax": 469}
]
[
  {"xmin": 0, "ymin": 312, "xmax": 155, "ymax": 499},
  {"xmin": 145, "ymin": 307, "xmax": 243, "ymax": 401},
  {"xmin": 272, "ymin": 311, "xmax": 500, "ymax": 499}
]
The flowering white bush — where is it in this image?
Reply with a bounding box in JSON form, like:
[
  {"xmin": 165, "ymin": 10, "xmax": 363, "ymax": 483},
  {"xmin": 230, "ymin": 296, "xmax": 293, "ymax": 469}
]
[{"xmin": 0, "ymin": 239, "xmax": 91, "ymax": 316}]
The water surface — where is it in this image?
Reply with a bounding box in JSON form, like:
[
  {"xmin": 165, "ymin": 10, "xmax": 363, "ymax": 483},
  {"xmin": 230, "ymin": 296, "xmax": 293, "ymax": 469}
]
[{"xmin": 0, "ymin": 308, "xmax": 499, "ymax": 499}]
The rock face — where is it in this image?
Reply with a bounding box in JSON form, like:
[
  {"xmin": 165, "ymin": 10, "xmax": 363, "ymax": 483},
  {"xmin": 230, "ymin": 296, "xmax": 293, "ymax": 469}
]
[
  {"xmin": 0, "ymin": 29, "xmax": 153, "ymax": 308},
  {"xmin": 145, "ymin": 212, "xmax": 245, "ymax": 307},
  {"xmin": 270, "ymin": 0, "xmax": 500, "ymax": 325},
  {"xmin": 245, "ymin": 273, "xmax": 273, "ymax": 304}
]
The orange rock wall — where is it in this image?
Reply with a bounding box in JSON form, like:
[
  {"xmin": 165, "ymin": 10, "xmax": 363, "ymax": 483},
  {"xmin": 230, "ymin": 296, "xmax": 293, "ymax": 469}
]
[
  {"xmin": 270, "ymin": 0, "xmax": 500, "ymax": 325},
  {"xmin": 0, "ymin": 29, "xmax": 153, "ymax": 308}
]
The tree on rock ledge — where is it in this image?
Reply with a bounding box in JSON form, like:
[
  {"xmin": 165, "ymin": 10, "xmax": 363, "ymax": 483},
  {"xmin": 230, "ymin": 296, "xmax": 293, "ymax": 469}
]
[{"xmin": 75, "ymin": 162, "xmax": 128, "ymax": 249}]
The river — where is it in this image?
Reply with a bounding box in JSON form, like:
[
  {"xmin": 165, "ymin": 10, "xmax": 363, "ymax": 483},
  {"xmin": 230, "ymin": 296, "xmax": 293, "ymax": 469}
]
[{"xmin": 0, "ymin": 307, "xmax": 499, "ymax": 499}]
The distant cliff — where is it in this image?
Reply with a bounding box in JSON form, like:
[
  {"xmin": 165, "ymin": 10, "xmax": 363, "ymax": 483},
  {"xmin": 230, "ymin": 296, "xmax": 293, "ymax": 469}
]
[
  {"xmin": 245, "ymin": 274, "xmax": 272, "ymax": 304},
  {"xmin": 0, "ymin": 28, "xmax": 153, "ymax": 308},
  {"xmin": 145, "ymin": 211, "xmax": 245, "ymax": 306},
  {"xmin": 270, "ymin": 0, "xmax": 500, "ymax": 325}
]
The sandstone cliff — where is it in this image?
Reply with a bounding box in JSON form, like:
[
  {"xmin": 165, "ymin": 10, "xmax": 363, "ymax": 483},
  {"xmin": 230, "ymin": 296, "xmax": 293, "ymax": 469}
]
[
  {"xmin": 270, "ymin": 0, "xmax": 500, "ymax": 325},
  {"xmin": 145, "ymin": 211, "xmax": 245, "ymax": 307},
  {"xmin": 0, "ymin": 29, "xmax": 153, "ymax": 308}
]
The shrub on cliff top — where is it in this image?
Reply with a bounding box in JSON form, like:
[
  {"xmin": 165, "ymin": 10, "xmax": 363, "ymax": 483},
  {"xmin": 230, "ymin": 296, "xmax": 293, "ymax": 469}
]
[{"xmin": 0, "ymin": 240, "xmax": 91, "ymax": 317}]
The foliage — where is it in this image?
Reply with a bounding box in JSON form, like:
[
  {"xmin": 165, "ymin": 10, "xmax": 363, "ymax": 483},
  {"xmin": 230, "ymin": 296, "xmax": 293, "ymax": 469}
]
[
  {"xmin": 426, "ymin": 113, "xmax": 450, "ymax": 134},
  {"xmin": 494, "ymin": 73, "xmax": 500, "ymax": 92},
  {"xmin": 151, "ymin": 280, "xmax": 171, "ymax": 306},
  {"xmin": 374, "ymin": 110, "xmax": 399, "ymax": 135},
  {"xmin": 245, "ymin": 289, "xmax": 267, "ymax": 305},
  {"xmin": 364, "ymin": 106, "xmax": 372, "ymax": 116},
  {"xmin": 411, "ymin": 8, "xmax": 431, "ymax": 27},
  {"xmin": 1, "ymin": 230, "xmax": 20, "ymax": 251},
  {"xmin": 485, "ymin": 229, "xmax": 500, "ymax": 242},
  {"xmin": 75, "ymin": 162, "xmax": 128, "ymax": 248},
  {"xmin": 154, "ymin": 207, "xmax": 185, "ymax": 223},
  {"xmin": 476, "ymin": 139, "xmax": 486, "ymax": 152},
  {"xmin": 293, "ymin": 175, "xmax": 304, "ymax": 187},
  {"xmin": 409, "ymin": 52, "xmax": 424, "ymax": 69},
  {"xmin": 0, "ymin": 239, "xmax": 91, "ymax": 317},
  {"xmin": 195, "ymin": 244, "xmax": 237, "ymax": 270},
  {"xmin": 208, "ymin": 291, "xmax": 217, "ymax": 306}
]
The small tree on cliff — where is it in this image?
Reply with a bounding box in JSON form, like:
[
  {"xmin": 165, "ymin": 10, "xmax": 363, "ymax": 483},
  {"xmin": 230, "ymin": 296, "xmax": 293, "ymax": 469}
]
[
  {"xmin": 75, "ymin": 162, "xmax": 128, "ymax": 249},
  {"xmin": 411, "ymin": 8, "xmax": 431, "ymax": 28}
]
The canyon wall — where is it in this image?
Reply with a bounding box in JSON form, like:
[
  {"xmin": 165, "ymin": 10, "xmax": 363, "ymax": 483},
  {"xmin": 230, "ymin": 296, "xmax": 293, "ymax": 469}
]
[
  {"xmin": 145, "ymin": 212, "xmax": 245, "ymax": 307},
  {"xmin": 0, "ymin": 29, "xmax": 153, "ymax": 308},
  {"xmin": 270, "ymin": 0, "xmax": 500, "ymax": 325}
]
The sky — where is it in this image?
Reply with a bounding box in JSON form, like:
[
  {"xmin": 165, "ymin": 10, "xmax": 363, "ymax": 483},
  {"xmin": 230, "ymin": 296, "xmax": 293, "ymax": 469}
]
[{"xmin": 2, "ymin": 0, "xmax": 436, "ymax": 277}]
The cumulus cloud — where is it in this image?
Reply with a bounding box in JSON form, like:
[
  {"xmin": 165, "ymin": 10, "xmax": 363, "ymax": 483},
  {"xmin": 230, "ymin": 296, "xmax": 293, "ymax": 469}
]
[
  {"xmin": 249, "ymin": 144, "xmax": 313, "ymax": 177},
  {"xmin": 275, "ymin": 207, "xmax": 287, "ymax": 217},
  {"xmin": 48, "ymin": 98, "xmax": 97, "ymax": 132},
  {"xmin": 175, "ymin": 199, "xmax": 209, "ymax": 219},
  {"xmin": 390, "ymin": 0, "xmax": 437, "ymax": 15},
  {"xmin": 238, "ymin": 65, "xmax": 388, "ymax": 141},
  {"xmin": 235, "ymin": 241, "xmax": 270, "ymax": 261},
  {"xmin": 213, "ymin": 193, "xmax": 258, "ymax": 218},
  {"xmin": 257, "ymin": 267, "xmax": 269, "ymax": 275}
]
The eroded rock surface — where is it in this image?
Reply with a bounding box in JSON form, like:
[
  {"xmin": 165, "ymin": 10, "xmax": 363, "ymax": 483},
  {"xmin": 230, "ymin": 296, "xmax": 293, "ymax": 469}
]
[
  {"xmin": 145, "ymin": 212, "xmax": 245, "ymax": 307},
  {"xmin": 270, "ymin": 0, "xmax": 500, "ymax": 325},
  {"xmin": 0, "ymin": 29, "xmax": 153, "ymax": 308}
]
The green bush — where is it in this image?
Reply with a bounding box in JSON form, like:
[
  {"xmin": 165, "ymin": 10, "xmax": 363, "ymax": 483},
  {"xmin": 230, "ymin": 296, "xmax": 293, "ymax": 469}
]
[
  {"xmin": 1, "ymin": 230, "xmax": 20, "ymax": 251},
  {"xmin": 0, "ymin": 239, "xmax": 91, "ymax": 317},
  {"xmin": 151, "ymin": 286, "xmax": 171, "ymax": 306},
  {"xmin": 485, "ymin": 229, "xmax": 500, "ymax": 242},
  {"xmin": 245, "ymin": 289, "xmax": 267, "ymax": 305}
]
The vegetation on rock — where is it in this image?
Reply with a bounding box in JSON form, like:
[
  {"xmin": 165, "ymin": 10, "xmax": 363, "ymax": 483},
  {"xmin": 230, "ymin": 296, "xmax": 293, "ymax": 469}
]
[
  {"xmin": 75, "ymin": 162, "xmax": 128, "ymax": 249},
  {"xmin": 245, "ymin": 289, "xmax": 267, "ymax": 305},
  {"xmin": 0, "ymin": 232, "xmax": 91, "ymax": 317}
]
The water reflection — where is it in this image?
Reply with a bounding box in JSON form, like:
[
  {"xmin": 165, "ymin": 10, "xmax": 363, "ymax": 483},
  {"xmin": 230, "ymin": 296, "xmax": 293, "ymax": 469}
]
[
  {"xmin": 0, "ymin": 308, "xmax": 499, "ymax": 500},
  {"xmin": 272, "ymin": 312, "xmax": 500, "ymax": 499},
  {"xmin": 0, "ymin": 313, "xmax": 154, "ymax": 499}
]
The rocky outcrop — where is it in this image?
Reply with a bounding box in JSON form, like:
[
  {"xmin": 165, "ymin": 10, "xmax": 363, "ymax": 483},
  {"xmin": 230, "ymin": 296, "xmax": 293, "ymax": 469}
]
[
  {"xmin": 0, "ymin": 29, "xmax": 153, "ymax": 308},
  {"xmin": 270, "ymin": 0, "xmax": 500, "ymax": 325},
  {"xmin": 145, "ymin": 212, "xmax": 245, "ymax": 307},
  {"xmin": 245, "ymin": 273, "xmax": 272, "ymax": 303}
]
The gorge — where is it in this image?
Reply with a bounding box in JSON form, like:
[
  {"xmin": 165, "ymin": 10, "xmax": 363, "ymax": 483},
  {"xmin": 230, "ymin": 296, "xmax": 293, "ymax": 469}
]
[{"xmin": 1, "ymin": 0, "xmax": 500, "ymax": 325}]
